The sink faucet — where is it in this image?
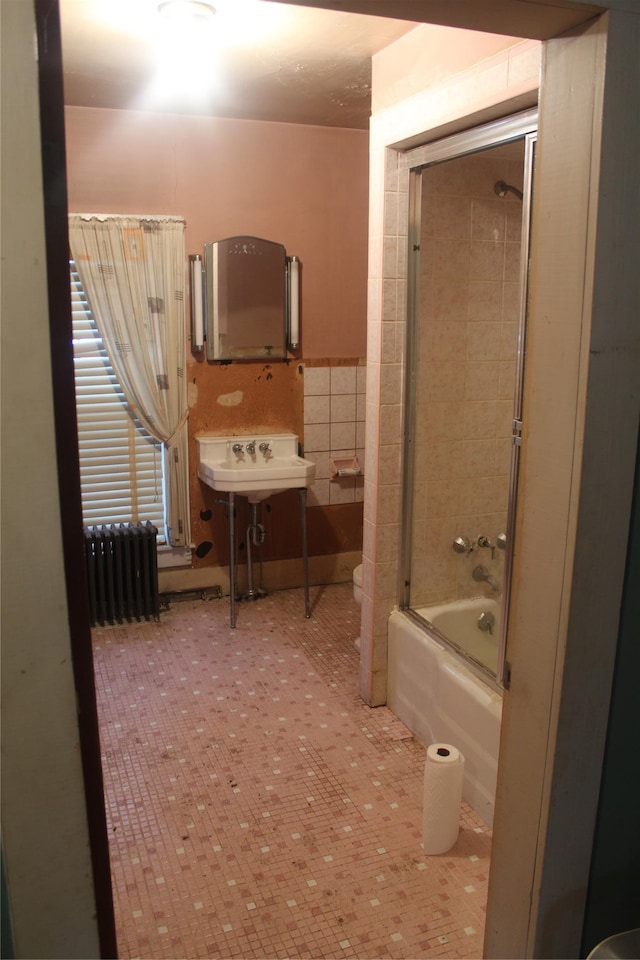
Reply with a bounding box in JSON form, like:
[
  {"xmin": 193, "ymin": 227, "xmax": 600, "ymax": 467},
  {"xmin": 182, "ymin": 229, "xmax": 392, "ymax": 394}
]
[{"xmin": 472, "ymin": 565, "xmax": 499, "ymax": 592}]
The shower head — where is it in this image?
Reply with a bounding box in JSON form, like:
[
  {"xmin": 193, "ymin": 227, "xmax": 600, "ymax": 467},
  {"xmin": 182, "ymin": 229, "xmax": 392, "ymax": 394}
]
[{"xmin": 494, "ymin": 180, "xmax": 523, "ymax": 201}]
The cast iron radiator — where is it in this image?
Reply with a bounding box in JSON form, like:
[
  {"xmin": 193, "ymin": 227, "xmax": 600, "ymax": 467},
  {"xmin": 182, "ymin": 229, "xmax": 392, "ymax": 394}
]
[{"xmin": 83, "ymin": 522, "xmax": 160, "ymax": 626}]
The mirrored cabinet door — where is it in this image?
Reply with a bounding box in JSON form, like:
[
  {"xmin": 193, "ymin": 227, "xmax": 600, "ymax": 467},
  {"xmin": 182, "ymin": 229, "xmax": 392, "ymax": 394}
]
[{"xmin": 205, "ymin": 236, "xmax": 287, "ymax": 361}]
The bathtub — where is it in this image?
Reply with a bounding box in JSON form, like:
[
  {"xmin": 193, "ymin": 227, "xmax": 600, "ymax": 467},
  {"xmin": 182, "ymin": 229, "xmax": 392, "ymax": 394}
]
[
  {"xmin": 416, "ymin": 596, "xmax": 501, "ymax": 676},
  {"xmin": 388, "ymin": 604, "xmax": 503, "ymax": 826}
]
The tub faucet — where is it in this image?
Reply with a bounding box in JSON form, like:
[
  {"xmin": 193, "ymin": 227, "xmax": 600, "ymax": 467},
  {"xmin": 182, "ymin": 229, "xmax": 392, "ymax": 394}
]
[
  {"xmin": 476, "ymin": 535, "xmax": 496, "ymax": 559},
  {"xmin": 472, "ymin": 565, "xmax": 499, "ymax": 593},
  {"xmin": 477, "ymin": 611, "xmax": 495, "ymax": 635}
]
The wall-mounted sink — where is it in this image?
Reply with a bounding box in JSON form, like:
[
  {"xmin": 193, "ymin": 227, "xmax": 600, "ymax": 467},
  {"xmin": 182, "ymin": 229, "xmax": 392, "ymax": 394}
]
[{"xmin": 196, "ymin": 433, "xmax": 316, "ymax": 503}]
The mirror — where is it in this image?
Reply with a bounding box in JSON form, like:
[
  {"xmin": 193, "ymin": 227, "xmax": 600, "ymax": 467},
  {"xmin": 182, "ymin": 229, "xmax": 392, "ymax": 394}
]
[{"xmin": 204, "ymin": 235, "xmax": 293, "ymax": 361}]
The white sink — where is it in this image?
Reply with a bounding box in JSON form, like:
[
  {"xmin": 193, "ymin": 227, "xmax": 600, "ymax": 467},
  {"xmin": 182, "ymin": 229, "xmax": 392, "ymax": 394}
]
[{"xmin": 196, "ymin": 433, "xmax": 316, "ymax": 503}]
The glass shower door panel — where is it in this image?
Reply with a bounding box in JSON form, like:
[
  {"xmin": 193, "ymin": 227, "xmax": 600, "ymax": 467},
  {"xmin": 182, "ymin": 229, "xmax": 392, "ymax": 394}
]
[{"xmin": 405, "ymin": 138, "xmax": 528, "ymax": 678}]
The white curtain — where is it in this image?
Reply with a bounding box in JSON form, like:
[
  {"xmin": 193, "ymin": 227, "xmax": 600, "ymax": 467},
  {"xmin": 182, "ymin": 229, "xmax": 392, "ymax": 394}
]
[{"xmin": 68, "ymin": 214, "xmax": 191, "ymax": 547}]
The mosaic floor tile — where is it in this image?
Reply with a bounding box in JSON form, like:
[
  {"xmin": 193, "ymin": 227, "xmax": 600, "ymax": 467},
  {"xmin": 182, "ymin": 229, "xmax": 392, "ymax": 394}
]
[{"xmin": 93, "ymin": 583, "xmax": 491, "ymax": 959}]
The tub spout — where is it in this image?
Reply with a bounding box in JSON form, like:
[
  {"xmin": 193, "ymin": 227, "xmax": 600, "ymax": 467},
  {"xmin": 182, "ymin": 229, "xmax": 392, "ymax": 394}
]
[{"xmin": 472, "ymin": 565, "xmax": 499, "ymax": 593}]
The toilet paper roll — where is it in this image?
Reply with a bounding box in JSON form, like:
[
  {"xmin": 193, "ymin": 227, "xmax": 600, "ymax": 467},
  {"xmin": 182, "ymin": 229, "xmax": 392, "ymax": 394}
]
[{"xmin": 422, "ymin": 743, "xmax": 465, "ymax": 855}]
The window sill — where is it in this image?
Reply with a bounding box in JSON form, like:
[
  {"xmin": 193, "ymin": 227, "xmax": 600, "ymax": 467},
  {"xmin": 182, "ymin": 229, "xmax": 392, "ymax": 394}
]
[{"xmin": 158, "ymin": 545, "xmax": 192, "ymax": 569}]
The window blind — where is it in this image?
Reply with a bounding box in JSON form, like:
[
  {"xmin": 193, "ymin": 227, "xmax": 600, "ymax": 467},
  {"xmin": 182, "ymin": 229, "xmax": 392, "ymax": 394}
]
[{"xmin": 70, "ymin": 261, "xmax": 166, "ymax": 539}]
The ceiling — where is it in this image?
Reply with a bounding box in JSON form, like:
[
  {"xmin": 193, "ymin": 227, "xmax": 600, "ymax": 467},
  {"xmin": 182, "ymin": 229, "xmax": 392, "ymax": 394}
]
[{"xmin": 60, "ymin": 0, "xmax": 421, "ymax": 129}]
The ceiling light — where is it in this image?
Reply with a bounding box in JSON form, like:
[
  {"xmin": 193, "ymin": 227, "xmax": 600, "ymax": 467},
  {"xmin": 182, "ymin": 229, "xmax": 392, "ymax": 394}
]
[
  {"xmin": 157, "ymin": 1, "xmax": 216, "ymax": 25},
  {"xmin": 152, "ymin": 0, "xmax": 218, "ymax": 99}
]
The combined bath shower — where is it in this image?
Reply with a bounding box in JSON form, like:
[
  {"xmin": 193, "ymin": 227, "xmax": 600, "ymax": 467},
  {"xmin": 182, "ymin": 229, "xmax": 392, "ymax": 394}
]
[{"xmin": 494, "ymin": 179, "xmax": 523, "ymax": 201}]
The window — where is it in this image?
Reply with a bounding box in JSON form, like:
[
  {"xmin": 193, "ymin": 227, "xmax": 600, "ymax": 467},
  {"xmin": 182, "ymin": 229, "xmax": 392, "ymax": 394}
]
[{"xmin": 70, "ymin": 261, "xmax": 166, "ymax": 541}]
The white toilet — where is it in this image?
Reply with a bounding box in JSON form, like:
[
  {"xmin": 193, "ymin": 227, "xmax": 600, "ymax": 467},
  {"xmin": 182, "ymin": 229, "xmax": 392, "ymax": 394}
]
[{"xmin": 353, "ymin": 563, "xmax": 363, "ymax": 651}]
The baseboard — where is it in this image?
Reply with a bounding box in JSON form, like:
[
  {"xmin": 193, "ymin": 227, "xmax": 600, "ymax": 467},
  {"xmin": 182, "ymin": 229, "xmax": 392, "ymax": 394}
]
[{"xmin": 159, "ymin": 550, "xmax": 361, "ymax": 597}]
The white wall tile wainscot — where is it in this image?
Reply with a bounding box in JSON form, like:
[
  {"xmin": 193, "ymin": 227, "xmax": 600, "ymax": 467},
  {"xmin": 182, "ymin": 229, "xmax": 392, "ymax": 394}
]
[{"xmin": 303, "ymin": 363, "xmax": 366, "ymax": 506}]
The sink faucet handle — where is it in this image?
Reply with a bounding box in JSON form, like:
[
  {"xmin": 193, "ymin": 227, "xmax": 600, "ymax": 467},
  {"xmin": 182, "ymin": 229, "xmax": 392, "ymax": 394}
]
[
  {"xmin": 245, "ymin": 440, "xmax": 256, "ymax": 455},
  {"xmin": 232, "ymin": 442, "xmax": 244, "ymax": 457},
  {"xmin": 259, "ymin": 441, "xmax": 272, "ymax": 456}
]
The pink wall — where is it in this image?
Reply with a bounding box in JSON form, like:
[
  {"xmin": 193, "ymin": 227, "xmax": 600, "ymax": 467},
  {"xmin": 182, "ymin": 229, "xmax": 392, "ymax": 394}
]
[
  {"xmin": 65, "ymin": 105, "xmax": 369, "ymax": 359},
  {"xmin": 64, "ymin": 105, "xmax": 368, "ymax": 565}
]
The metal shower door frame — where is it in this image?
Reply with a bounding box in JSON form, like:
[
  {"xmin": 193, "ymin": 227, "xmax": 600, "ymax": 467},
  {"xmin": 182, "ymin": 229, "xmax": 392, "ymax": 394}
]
[{"xmin": 399, "ymin": 109, "xmax": 538, "ymax": 688}]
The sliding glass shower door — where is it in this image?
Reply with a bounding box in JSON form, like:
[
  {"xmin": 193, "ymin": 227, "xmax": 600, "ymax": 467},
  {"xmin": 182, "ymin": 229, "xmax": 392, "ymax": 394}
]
[{"xmin": 400, "ymin": 113, "xmax": 537, "ymax": 686}]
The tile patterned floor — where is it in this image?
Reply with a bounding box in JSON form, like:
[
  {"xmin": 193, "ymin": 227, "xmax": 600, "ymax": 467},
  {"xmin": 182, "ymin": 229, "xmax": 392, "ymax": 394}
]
[{"xmin": 92, "ymin": 583, "xmax": 491, "ymax": 960}]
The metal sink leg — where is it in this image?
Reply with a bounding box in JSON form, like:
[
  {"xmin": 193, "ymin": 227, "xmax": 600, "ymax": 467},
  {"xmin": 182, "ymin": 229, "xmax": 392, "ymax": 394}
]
[
  {"xmin": 228, "ymin": 491, "xmax": 236, "ymax": 628},
  {"xmin": 299, "ymin": 487, "xmax": 311, "ymax": 618}
]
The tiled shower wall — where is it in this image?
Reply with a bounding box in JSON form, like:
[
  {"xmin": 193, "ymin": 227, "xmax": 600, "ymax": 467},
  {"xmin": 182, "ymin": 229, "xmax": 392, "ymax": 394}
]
[
  {"xmin": 410, "ymin": 143, "xmax": 525, "ymax": 608},
  {"xmin": 303, "ymin": 362, "xmax": 366, "ymax": 508}
]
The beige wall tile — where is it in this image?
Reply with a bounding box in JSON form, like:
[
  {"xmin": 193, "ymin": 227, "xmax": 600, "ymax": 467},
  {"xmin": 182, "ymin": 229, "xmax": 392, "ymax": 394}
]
[
  {"xmin": 462, "ymin": 438, "xmax": 500, "ymax": 478},
  {"xmin": 304, "ymin": 422, "xmax": 330, "ymax": 452},
  {"xmin": 470, "ymin": 241, "xmax": 505, "ymax": 282},
  {"xmin": 422, "ymin": 400, "xmax": 462, "ymax": 441},
  {"xmin": 468, "ymin": 282, "xmax": 504, "ymax": 323},
  {"xmin": 428, "ymin": 321, "xmax": 468, "ymax": 361},
  {"xmin": 330, "ymin": 421, "xmax": 356, "ymax": 450},
  {"xmin": 463, "ymin": 400, "xmax": 498, "ymax": 439},
  {"xmin": 425, "ymin": 479, "xmax": 459, "ymax": 519},
  {"xmin": 304, "ymin": 366, "xmax": 330, "ymax": 396},
  {"xmin": 379, "ymin": 363, "xmax": 403, "ymax": 404},
  {"xmin": 496, "ymin": 399, "xmax": 514, "ymax": 436},
  {"xmin": 434, "ymin": 195, "xmax": 473, "ymax": 239},
  {"xmin": 465, "ymin": 361, "xmax": 501, "ymax": 400},
  {"xmin": 504, "ymin": 242, "xmax": 522, "ymax": 282},
  {"xmin": 422, "ymin": 439, "xmax": 464, "ymax": 482},
  {"xmin": 307, "ymin": 479, "xmax": 330, "ymax": 507},
  {"xmin": 378, "ymin": 403, "xmax": 403, "ymax": 445},
  {"xmin": 304, "ymin": 395, "xmax": 330, "ymax": 425},
  {"xmin": 505, "ymin": 203, "xmax": 523, "ymax": 242},
  {"xmin": 427, "ymin": 361, "xmax": 467, "ymax": 401},
  {"xmin": 330, "ymin": 365, "xmax": 357, "ymax": 395},
  {"xmin": 467, "ymin": 322, "xmax": 503, "ymax": 361},
  {"xmin": 472, "ymin": 198, "xmax": 506, "ymax": 241},
  {"xmin": 307, "ymin": 450, "xmax": 330, "ymax": 480},
  {"xmin": 383, "ymin": 190, "xmax": 399, "ymax": 235},
  {"xmin": 330, "ymin": 394, "xmax": 357, "ymax": 423},
  {"xmin": 382, "ymin": 279, "xmax": 399, "ymax": 322},
  {"xmin": 502, "ymin": 282, "xmax": 521, "ymax": 321},
  {"xmin": 456, "ymin": 476, "xmax": 500, "ymax": 515},
  {"xmin": 498, "ymin": 361, "xmax": 517, "ymax": 399},
  {"xmin": 329, "ymin": 479, "xmax": 356, "ymax": 505},
  {"xmin": 500, "ymin": 322, "xmax": 519, "ymax": 361},
  {"xmin": 432, "ymin": 238, "xmax": 471, "ymax": 280}
]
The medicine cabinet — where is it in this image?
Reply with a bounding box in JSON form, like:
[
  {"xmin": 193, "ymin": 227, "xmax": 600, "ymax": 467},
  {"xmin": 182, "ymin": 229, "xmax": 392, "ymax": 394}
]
[{"xmin": 190, "ymin": 235, "xmax": 299, "ymax": 362}]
